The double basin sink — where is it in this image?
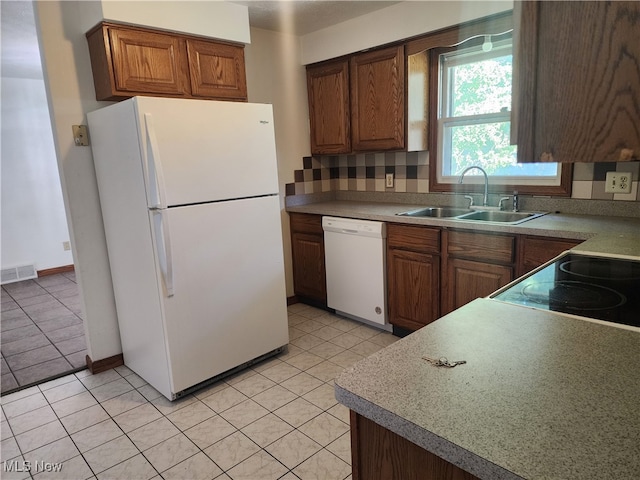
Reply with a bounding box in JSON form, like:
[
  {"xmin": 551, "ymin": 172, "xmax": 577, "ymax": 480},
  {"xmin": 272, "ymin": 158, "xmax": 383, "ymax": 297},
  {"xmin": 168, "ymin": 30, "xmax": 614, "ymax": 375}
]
[{"xmin": 396, "ymin": 206, "xmax": 546, "ymax": 225}]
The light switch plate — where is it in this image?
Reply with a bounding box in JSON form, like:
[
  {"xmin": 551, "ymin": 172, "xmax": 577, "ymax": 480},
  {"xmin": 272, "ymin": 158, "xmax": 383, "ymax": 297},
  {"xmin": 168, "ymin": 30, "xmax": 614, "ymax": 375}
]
[{"xmin": 604, "ymin": 171, "xmax": 632, "ymax": 193}]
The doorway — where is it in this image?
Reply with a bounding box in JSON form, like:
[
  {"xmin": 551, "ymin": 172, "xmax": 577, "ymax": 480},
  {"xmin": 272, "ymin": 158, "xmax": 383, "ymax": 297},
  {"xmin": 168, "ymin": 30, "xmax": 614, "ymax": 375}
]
[{"xmin": 1, "ymin": 1, "xmax": 84, "ymax": 394}]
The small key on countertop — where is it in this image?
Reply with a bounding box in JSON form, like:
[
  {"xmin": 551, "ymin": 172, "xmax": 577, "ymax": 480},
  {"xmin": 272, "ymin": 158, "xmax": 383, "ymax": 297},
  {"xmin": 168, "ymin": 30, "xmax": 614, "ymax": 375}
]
[{"xmin": 422, "ymin": 356, "xmax": 466, "ymax": 368}]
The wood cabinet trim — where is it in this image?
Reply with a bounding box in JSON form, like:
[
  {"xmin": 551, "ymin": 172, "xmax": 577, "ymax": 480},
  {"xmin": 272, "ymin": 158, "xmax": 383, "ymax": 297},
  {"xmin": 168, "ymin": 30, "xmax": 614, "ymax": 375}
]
[{"xmin": 406, "ymin": 11, "xmax": 513, "ymax": 55}]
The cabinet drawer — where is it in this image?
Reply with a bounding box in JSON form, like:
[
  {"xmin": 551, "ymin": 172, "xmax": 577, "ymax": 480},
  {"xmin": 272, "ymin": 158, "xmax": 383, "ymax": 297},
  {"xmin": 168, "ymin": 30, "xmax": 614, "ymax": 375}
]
[
  {"xmin": 290, "ymin": 213, "xmax": 323, "ymax": 235},
  {"xmin": 388, "ymin": 224, "xmax": 440, "ymax": 254},
  {"xmin": 519, "ymin": 236, "xmax": 581, "ymax": 274},
  {"xmin": 447, "ymin": 230, "xmax": 514, "ymax": 264}
]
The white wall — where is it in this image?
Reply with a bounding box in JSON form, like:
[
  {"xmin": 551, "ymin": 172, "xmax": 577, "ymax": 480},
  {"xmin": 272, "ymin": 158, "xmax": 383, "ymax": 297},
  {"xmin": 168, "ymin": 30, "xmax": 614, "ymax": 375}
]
[
  {"xmin": 301, "ymin": 0, "xmax": 513, "ymax": 64},
  {"xmin": 244, "ymin": 27, "xmax": 310, "ymax": 296},
  {"xmin": 33, "ymin": 0, "xmax": 251, "ymax": 363},
  {"xmin": 100, "ymin": 0, "xmax": 249, "ymax": 43},
  {"xmin": 0, "ymin": 76, "xmax": 73, "ymax": 272}
]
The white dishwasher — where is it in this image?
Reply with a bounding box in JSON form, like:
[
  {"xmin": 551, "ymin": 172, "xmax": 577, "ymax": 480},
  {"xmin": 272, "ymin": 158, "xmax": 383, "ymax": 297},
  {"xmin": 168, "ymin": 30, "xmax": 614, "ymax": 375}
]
[{"xmin": 322, "ymin": 216, "xmax": 389, "ymax": 329}]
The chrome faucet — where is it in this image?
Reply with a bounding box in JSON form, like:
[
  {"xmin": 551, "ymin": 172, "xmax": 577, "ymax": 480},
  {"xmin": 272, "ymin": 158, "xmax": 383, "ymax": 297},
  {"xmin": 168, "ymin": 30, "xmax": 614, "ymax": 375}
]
[{"xmin": 458, "ymin": 166, "xmax": 489, "ymax": 207}]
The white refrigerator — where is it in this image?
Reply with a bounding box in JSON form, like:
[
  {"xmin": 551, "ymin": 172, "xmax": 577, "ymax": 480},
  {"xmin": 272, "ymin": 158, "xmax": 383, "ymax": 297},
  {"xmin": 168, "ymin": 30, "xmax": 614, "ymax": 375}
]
[{"xmin": 87, "ymin": 96, "xmax": 289, "ymax": 400}]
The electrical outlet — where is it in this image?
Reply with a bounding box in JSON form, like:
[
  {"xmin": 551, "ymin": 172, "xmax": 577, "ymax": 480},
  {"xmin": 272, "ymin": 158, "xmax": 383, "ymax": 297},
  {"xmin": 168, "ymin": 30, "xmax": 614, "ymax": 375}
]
[
  {"xmin": 605, "ymin": 171, "xmax": 632, "ymax": 194},
  {"xmin": 63, "ymin": 241, "xmax": 71, "ymax": 251},
  {"xmin": 385, "ymin": 173, "xmax": 394, "ymax": 188}
]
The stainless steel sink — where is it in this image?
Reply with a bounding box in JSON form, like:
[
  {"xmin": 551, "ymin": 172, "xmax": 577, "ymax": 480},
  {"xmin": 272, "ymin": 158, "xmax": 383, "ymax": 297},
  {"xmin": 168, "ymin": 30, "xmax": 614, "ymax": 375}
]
[
  {"xmin": 396, "ymin": 206, "xmax": 472, "ymax": 218},
  {"xmin": 396, "ymin": 206, "xmax": 546, "ymax": 224},
  {"xmin": 456, "ymin": 210, "xmax": 546, "ymax": 224}
]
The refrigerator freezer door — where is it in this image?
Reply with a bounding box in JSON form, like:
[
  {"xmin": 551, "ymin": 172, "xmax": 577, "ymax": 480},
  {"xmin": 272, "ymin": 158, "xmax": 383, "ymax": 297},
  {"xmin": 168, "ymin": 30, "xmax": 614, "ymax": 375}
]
[
  {"xmin": 156, "ymin": 195, "xmax": 289, "ymax": 395},
  {"xmin": 134, "ymin": 97, "xmax": 279, "ymax": 207}
]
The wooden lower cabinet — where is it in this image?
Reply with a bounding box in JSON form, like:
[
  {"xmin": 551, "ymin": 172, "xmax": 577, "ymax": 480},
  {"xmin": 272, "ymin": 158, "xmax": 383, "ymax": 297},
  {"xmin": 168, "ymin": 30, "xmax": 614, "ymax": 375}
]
[
  {"xmin": 290, "ymin": 213, "xmax": 326, "ymax": 305},
  {"xmin": 388, "ymin": 249, "xmax": 440, "ymax": 331},
  {"xmin": 387, "ymin": 224, "xmax": 441, "ymax": 331},
  {"xmin": 445, "ymin": 258, "xmax": 512, "ymax": 313},
  {"xmin": 350, "ymin": 411, "xmax": 480, "ymax": 480},
  {"xmin": 442, "ymin": 230, "xmax": 515, "ymax": 315}
]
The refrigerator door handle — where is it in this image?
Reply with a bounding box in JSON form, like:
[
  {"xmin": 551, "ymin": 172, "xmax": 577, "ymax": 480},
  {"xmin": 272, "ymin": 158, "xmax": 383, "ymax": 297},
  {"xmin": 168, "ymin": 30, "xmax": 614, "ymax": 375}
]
[
  {"xmin": 152, "ymin": 210, "xmax": 175, "ymax": 297},
  {"xmin": 144, "ymin": 113, "xmax": 168, "ymax": 209}
]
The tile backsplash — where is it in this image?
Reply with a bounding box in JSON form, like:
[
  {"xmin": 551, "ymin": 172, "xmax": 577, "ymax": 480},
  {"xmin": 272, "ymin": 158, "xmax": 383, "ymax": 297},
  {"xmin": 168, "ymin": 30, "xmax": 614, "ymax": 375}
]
[{"xmin": 285, "ymin": 153, "xmax": 640, "ymax": 202}]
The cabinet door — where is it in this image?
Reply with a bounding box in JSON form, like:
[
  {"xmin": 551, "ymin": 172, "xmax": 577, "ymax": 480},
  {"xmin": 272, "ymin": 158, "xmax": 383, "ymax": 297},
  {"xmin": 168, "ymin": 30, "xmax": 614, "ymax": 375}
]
[
  {"xmin": 108, "ymin": 27, "xmax": 187, "ymax": 96},
  {"xmin": 445, "ymin": 258, "xmax": 512, "ymax": 314},
  {"xmin": 388, "ymin": 248, "xmax": 440, "ymax": 331},
  {"xmin": 307, "ymin": 60, "xmax": 351, "ymax": 154},
  {"xmin": 514, "ymin": 1, "xmax": 640, "ymax": 162},
  {"xmin": 291, "ymin": 232, "xmax": 327, "ymax": 303},
  {"xmin": 186, "ymin": 39, "xmax": 247, "ymax": 101},
  {"xmin": 351, "ymin": 45, "xmax": 405, "ymax": 152}
]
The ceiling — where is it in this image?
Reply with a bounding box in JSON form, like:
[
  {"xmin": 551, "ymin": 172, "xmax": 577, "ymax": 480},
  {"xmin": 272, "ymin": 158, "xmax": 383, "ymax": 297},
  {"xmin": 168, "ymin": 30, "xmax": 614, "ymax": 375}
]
[{"xmin": 232, "ymin": 1, "xmax": 400, "ymax": 35}]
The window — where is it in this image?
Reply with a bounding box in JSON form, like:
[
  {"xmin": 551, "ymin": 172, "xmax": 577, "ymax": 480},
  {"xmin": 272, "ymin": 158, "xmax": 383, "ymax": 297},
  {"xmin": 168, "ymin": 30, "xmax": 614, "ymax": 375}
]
[{"xmin": 428, "ymin": 31, "xmax": 571, "ymax": 196}]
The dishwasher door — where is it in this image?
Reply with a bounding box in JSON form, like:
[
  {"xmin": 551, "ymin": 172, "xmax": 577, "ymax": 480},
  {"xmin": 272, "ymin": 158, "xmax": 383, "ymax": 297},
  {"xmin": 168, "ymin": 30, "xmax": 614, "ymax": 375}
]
[{"xmin": 322, "ymin": 216, "xmax": 388, "ymax": 327}]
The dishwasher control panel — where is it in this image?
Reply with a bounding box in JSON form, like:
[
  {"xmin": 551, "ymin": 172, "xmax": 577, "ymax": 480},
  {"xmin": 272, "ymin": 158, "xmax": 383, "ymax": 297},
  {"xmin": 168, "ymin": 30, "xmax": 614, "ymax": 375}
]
[{"xmin": 322, "ymin": 216, "xmax": 386, "ymax": 238}]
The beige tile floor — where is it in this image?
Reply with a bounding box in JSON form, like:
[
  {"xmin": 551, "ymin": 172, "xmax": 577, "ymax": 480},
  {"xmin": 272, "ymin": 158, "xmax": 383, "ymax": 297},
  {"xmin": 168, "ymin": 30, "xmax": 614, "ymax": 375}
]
[{"xmin": 1, "ymin": 304, "xmax": 398, "ymax": 479}]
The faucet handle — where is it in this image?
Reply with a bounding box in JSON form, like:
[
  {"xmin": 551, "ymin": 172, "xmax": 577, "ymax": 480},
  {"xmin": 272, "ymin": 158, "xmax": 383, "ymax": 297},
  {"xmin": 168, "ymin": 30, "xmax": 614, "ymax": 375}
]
[
  {"xmin": 464, "ymin": 195, "xmax": 474, "ymax": 208},
  {"xmin": 498, "ymin": 196, "xmax": 510, "ymax": 211}
]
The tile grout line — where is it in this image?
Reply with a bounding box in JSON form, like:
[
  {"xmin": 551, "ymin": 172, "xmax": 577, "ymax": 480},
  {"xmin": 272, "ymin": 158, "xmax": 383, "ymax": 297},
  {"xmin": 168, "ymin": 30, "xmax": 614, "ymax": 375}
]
[
  {"xmin": 3, "ymin": 306, "xmax": 383, "ymax": 479},
  {"xmin": 1, "ymin": 275, "xmax": 86, "ymax": 393}
]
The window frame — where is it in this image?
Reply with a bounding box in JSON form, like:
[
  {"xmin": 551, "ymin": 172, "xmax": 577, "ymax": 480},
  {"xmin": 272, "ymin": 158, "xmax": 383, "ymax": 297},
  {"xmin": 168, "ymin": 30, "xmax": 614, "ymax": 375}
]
[{"xmin": 426, "ymin": 20, "xmax": 572, "ymax": 197}]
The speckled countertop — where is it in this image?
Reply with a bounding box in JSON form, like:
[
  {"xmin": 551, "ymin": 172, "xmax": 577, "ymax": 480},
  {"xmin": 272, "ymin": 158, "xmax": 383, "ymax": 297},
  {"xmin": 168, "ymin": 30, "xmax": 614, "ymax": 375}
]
[
  {"xmin": 335, "ymin": 298, "xmax": 640, "ymax": 480},
  {"xmin": 285, "ymin": 199, "xmax": 640, "ymax": 240},
  {"xmin": 297, "ymin": 197, "xmax": 640, "ymax": 478}
]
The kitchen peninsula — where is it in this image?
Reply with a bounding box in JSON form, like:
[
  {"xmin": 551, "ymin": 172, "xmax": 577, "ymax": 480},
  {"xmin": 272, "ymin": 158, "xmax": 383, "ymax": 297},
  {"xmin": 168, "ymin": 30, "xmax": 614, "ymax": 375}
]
[{"xmin": 335, "ymin": 297, "xmax": 640, "ymax": 479}]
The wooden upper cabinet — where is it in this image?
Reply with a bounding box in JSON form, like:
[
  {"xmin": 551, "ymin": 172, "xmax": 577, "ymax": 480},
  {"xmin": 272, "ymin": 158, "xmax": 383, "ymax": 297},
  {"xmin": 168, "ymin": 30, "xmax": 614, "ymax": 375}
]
[
  {"xmin": 351, "ymin": 45, "xmax": 405, "ymax": 152},
  {"xmin": 306, "ymin": 60, "xmax": 351, "ymax": 154},
  {"xmin": 186, "ymin": 39, "xmax": 247, "ymax": 100},
  {"xmin": 86, "ymin": 22, "xmax": 247, "ymax": 102},
  {"xmin": 513, "ymin": 1, "xmax": 640, "ymax": 162},
  {"xmin": 106, "ymin": 27, "xmax": 187, "ymax": 96}
]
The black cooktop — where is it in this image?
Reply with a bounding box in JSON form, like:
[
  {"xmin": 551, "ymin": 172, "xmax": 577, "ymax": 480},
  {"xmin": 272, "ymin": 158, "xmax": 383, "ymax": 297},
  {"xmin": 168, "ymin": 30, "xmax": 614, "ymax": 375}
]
[{"xmin": 492, "ymin": 252, "xmax": 640, "ymax": 328}]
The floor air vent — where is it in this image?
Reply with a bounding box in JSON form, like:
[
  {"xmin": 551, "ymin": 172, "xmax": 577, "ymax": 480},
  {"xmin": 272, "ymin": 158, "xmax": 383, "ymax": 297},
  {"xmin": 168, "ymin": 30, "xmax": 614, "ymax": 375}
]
[{"xmin": 1, "ymin": 264, "xmax": 37, "ymax": 284}]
